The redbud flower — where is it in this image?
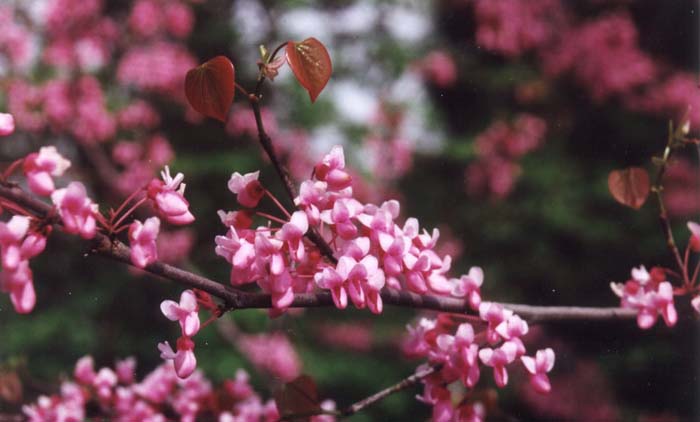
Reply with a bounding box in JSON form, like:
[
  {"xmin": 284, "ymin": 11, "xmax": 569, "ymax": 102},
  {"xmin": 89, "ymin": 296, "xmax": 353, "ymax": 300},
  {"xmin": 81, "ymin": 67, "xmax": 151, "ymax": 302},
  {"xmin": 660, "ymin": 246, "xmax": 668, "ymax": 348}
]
[
  {"xmin": 116, "ymin": 357, "xmax": 136, "ymax": 384},
  {"xmin": 314, "ymin": 145, "xmax": 352, "ymax": 190},
  {"xmin": 688, "ymin": 221, "xmax": 700, "ymax": 252},
  {"xmin": 23, "ymin": 146, "xmax": 71, "ymax": 196},
  {"xmin": 51, "ymin": 182, "xmax": 99, "ymax": 239},
  {"xmin": 147, "ymin": 166, "xmax": 195, "ymax": 225},
  {"xmin": 158, "ymin": 337, "xmax": 197, "ymax": 379},
  {"xmin": 276, "ymin": 211, "xmax": 309, "ymax": 261},
  {"xmin": 478, "ymin": 340, "xmax": 519, "ymax": 388},
  {"xmin": 228, "ymin": 171, "xmax": 264, "ymax": 208},
  {"xmin": 521, "ymin": 348, "xmax": 555, "ymax": 394},
  {"xmin": 93, "ymin": 367, "xmax": 117, "ymax": 402},
  {"xmin": 74, "ymin": 355, "xmax": 96, "ymax": 384},
  {"xmin": 451, "ymin": 266, "xmax": 483, "ymax": 310},
  {"xmin": 0, "ymin": 113, "xmax": 14, "ymax": 136},
  {"xmin": 160, "ymin": 289, "xmax": 200, "ymax": 337},
  {"xmin": 129, "ymin": 217, "xmax": 160, "ymax": 268},
  {"xmin": 0, "ymin": 216, "xmax": 31, "ymax": 271}
]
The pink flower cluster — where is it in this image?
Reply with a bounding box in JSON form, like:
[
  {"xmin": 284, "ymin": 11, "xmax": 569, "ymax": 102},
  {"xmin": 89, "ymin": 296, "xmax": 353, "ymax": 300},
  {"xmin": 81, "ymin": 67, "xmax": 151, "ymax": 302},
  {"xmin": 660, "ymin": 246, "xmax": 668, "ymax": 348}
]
[
  {"xmin": 43, "ymin": 0, "xmax": 118, "ymax": 72},
  {"xmin": 471, "ymin": 0, "xmax": 566, "ymax": 57},
  {"xmin": 542, "ymin": 13, "xmax": 656, "ymax": 102},
  {"xmin": 466, "ymin": 114, "xmax": 547, "ymax": 200},
  {"xmin": 405, "ymin": 309, "xmax": 554, "ymax": 421},
  {"xmin": 216, "ymin": 146, "xmax": 487, "ymax": 316},
  {"xmin": 238, "ymin": 332, "xmax": 303, "ymax": 381},
  {"xmin": 0, "ymin": 216, "xmax": 47, "ymax": 313},
  {"xmin": 9, "ymin": 76, "xmax": 116, "ymax": 144},
  {"xmin": 610, "ymin": 266, "xmax": 677, "ymax": 329},
  {"xmin": 25, "ymin": 356, "xmax": 331, "ymax": 422}
]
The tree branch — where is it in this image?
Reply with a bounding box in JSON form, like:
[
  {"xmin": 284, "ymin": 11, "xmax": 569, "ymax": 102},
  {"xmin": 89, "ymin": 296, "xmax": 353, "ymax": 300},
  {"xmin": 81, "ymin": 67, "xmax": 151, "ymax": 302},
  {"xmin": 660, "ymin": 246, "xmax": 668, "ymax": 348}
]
[
  {"xmin": 0, "ymin": 183, "xmax": 637, "ymax": 323},
  {"xmin": 340, "ymin": 365, "xmax": 438, "ymax": 417}
]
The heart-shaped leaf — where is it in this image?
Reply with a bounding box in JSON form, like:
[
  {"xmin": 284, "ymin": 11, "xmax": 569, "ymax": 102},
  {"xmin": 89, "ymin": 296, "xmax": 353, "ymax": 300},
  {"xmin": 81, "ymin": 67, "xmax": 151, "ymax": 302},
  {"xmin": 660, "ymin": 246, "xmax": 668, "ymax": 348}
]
[
  {"xmin": 273, "ymin": 375, "xmax": 321, "ymax": 421},
  {"xmin": 185, "ymin": 56, "xmax": 235, "ymax": 122},
  {"xmin": 285, "ymin": 38, "xmax": 332, "ymax": 103},
  {"xmin": 608, "ymin": 167, "xmax": 650, "ymax": 209}
]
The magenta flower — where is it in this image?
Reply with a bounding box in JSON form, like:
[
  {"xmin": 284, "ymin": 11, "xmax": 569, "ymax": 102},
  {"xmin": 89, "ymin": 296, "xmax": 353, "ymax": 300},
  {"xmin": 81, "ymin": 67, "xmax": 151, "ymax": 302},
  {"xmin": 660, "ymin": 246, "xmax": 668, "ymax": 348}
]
[
  {"xmin": 320, "ymin": 198, "xmax": 362, "ymax": 239},
  {"xmin": 161, "ymin": 289, "xmax": 200, "ymax": 337},
  {"xmin": 314, "ymin": 145, "xmax": 352, "ymax": 190},
  {"xmin": 0, "ymin": 112, "xmax": 14, "ymax": 136},
  {"xmin": 128, "ymin": 217, "xmax": 160, "ymax": 268},
  {"xmin": 451, "ymin": 266, "xmax": 483, "ymax": 310},
  {"xmin": 147, "ymin": 166, "xmax": 195, "ymax": 225},
  {"xmin": 51, "ymin": 181, "xmax": 99, "ymax": 239},
  {"xmin": 158, "ymin": 337, "xmax": 196, "ymax": 379},
  {"xmin": 74, "ymin": 356, "xmax": 96, "ymax": 385},
  {"xmin": 23, "ymin": 146, "xmax": 71, "ymax": 196},
  {"xmin": 478, "ymin": 340, "xmax": 519, "ymax": 388},
  {"xmin": 521, "ymin": 348, "xmax": 555, "ymax": 394},
  {"xmin": 276, "ymin": 211, "xmax": 309, "ymax": 261},
  {"xmin": 0, "ymin": 216, "xmax": 46, "ymax": 314},
  {"xmin": 228, "ymin": 171, "xmax": 264, "ymax": 208},
  {"xmin": 314, "ymin": 266, "xmax": 347, "ymax": 309}
]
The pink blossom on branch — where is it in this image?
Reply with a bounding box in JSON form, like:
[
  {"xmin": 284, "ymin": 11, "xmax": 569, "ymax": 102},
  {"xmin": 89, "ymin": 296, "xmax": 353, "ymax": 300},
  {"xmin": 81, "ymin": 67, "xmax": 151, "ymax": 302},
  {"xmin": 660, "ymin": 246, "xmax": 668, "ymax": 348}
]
[
  {"xmin": 160, "ymin": 289, "xmax": 200, "ymax": 337},
  {"xmin": 51, "ymin": 181, "xmax": 99, "ymax": 239},
  {"xmin": 228, "ymin": 171, "xmax": 264, "ymax": 208},
  {"xmin": 128, "ymin": 217, "xmax": 160, "ymax": 268},
  {"xmin": 23, "ymin": 146, "xmax": 72, "ymax": 196},
  {"xmin": 0, "ymin": 215, "xmax": 46, "ymax": 313},
  {"xmin": 610, "ymin": 266, "xmax": 678, "ymax": 329},
  {"xmin": 521, "ymin": 348, "xmax": 556, "ymax": 394},
  {"xmin": 147, "ymin": 166, "xmax": 195, "ymax": 225}
]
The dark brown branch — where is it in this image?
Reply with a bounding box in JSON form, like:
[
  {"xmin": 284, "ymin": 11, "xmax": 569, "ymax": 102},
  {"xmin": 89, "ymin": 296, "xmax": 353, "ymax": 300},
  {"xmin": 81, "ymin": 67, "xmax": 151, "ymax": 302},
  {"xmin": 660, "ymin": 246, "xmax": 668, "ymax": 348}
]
[
  {"xmin": 247, "ymin": 83, "xmax": 337, "ymax": 263},
  {"xmin": 0, "ymin": 183, "xmax": 637, "ymax": 323}
]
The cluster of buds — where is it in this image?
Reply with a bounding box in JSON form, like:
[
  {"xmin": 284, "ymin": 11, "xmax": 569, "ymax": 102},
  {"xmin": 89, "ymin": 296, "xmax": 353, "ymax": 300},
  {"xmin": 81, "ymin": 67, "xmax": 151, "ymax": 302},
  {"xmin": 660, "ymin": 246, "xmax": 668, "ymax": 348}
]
[{"xmin": 404, "ymin": 306, "xmax": 554, "ymax": 422}]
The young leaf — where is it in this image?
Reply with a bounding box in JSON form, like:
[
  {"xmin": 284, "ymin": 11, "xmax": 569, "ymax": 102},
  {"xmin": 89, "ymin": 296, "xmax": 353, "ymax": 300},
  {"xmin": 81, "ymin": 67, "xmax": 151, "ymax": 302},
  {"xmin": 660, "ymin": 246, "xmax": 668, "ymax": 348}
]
[
  {"xmin": 273, "ymin": 375, "xmax": 321, "ymax": 421},
  {"xmin": 608, "ymin": 167, "xmax": 650, "ymax": 210},
  {"xmin": 184, "ymin": 56, "xmax": 235, "ymax": 122},
  {"xmin": 285, "ymin": 38, "xmax": 332, "ymax": 103}
]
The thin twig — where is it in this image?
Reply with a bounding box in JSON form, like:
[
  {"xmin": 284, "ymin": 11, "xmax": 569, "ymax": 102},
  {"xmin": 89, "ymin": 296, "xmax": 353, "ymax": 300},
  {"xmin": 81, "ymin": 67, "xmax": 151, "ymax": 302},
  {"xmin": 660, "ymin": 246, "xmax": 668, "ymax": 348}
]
[
  {"xmin": 0, "ymin": 183, "xmax": 637, "ymax": 323},
  {"xmin": 651, "ymin": 129, "xmax": 689, "ymax": 284}
]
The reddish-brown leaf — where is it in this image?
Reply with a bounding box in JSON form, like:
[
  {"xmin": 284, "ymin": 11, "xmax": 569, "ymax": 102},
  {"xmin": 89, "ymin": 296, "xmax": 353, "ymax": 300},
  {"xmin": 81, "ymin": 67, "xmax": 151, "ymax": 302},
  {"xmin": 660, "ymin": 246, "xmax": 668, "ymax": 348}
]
[
  {"xmin": 608, "ymin": 167, "xmax": 650, "ymax": 209},
  {"xmin": 285, "ymin": 38, "xmax": 332, "ymax": 103},
  {"xmin": 273, "ymin": 375, "xmax": 321, "ymax": 421},
  {"xmin": 185, "ymin": 56, "xmax": 235, "ymax": 122}
]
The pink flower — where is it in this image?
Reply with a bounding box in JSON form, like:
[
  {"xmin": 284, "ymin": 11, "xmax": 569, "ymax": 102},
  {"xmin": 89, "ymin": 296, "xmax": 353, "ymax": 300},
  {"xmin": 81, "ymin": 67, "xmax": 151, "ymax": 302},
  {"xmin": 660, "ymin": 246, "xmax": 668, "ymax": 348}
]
[
  {"xmin": 116, "ymin": 357, "xmax": 136, "ymax": 384},
  {"xmin": 129, "ymin": 217, "xmax": 160, "ymax": 268},
  {"xmin": 51, "ymin": 182, "xmax": 99, "ymax": 239},
  {"xmin": 93, "ymin": 367, "xmax": 117, "ymax": 402},
  {"xmin": 521, "ymin": 348, "xmax": 555, "ymax": 394},
  {"xmin": 238, "ymin": 333, "xmax": 302, "ymax": 381},
  {"xmin": 228, "ymin": 171, "xmax": 264, "ymax": 208},
  {"xmin": 688, "ymin": 221, "xmax": 700, "ymax": 252},
  {"xmin": 314, "ymin": 146, "xmax": 352, "ymax": 191},
  {"xmin": 74, "ymin": 355, "xmax": 96, "ymax": 384},
  {"xmin": 160, "ymin": 289, "xmax": 200, "ymax": 337},
  {"xmin": 147, "ymin": 166, "xmax": 195, "ymax": 225},
  {"xmin": 451, "ymin": 266, "xmax": 483, "ymax": 310},
  {"xmin": 478, "ymin": 340, "xmax": 520, "ymax": 388},
  {"xmin": 23, "ymin": 146, "xmax": 72, "ymax": 196},
  {"xmin": 158, "ymin": 337, "xmax": 196, "ymax": 379},
  {"xmin": 276, "ymin": 211, "xmax": 309, "ymax": 261},
  {"xmin": 0, "ymin": 112, "xmax": 15, "ymax": 136}
]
